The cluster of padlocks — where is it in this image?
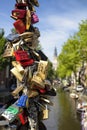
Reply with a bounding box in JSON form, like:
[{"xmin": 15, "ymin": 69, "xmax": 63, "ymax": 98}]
[{"xmin": 1, "ymin": 0, "xmax": 56, "ymax": 129}]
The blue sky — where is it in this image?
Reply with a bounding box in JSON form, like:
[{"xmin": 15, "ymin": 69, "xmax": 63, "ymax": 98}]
[{"xmin": 0, "ymin": 0, "xmax": 87, "ymax": 61}]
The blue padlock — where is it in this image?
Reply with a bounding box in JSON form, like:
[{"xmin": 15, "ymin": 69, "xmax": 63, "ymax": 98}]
[{"xmin": 16, "ymin": 95, "xmax": 28, "ymax": 107}]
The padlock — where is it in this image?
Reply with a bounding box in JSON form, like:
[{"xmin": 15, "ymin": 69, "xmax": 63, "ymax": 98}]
[
  {"xmin": 19, "ymin": 31, "xmax": 34, "ymax": 39},
  {"xmin": 40, "ymin": 97, "xmax": 53, "ymax": 106},
  {"xmin": 30, "ymin": 0, "xmax": 39, "ymax": 7},
  {"xmin": 18, "ymin": 111, "xmax": 28, "ymax": 125},
  {"xmin": 3, "ymin": 44, "xmax": 14, "ymax": 58},
  {"xmin": 6, "ymin": 33, "xmax": 20, "ymax": 43},
  {"xmin": 36, "ymin": 50, "xmax": 48, "ymax": 61},
  {"xmin": 12, "ymin": 61, "xmax": 24, "ymax": 73},
  {"xmin": 2, "ymin": 102, "xmax": 19, "ymax": 123},
  {"xmin": 15, "ymin": 3, "xmax": 27, "ymax": 10},
  {"xmin": 12, "ymin": 9, "xmax": 26, "ymax": 19},
  {"xmin": 16, "ymin": 0, "xmax": 27, "ymax": 3},
  {"xmin": 37, "ymin": 60, "xmax": 48, "ymax": 80},
  {"xmin": 11, "ymin": 85, "xmax": 24, "ymax": 97},
  {"xmin": 26, "ymin": 6, "xmax": 31, "ymax": 30},
  {"xmin": 13, "ymin": 19, "xmax": 26, "ymax": 34},
  {"xmin": 10, "ymin": 67, "xmax": 24, "ymax": 82},
  {"xmin": 42, "ymin": 105, "xmax": 49, "ymax": 120},
  {"xmin": 31, "ymin": 12, "xmax": 39, "ymax": 24},
  {"xmin": 16, "ymin": 95, "xmax": 28, "ymax": 107},
  {"xmin": 31, "ymin": 72, "xmax": 45, "ymax": 89},
  {"xmin": 28, "ymin": 90, "xmax": 39, "ymax": 98}
]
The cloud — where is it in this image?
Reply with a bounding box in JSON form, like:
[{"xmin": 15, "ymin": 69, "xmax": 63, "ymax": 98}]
[
  {"xmin": 1, "ymin": 0, "xmax": 87, "ymax": 62},
  {"xmin": 39, "ymin": 15, "xmax": 80, "ymax": 61},
  {"xmin": 46, "ymin": 15, "xmax": 78, "ymax": 31},
  {"xmin": 39, "ymin": 29, "xmax": 69, "ymax": 61},
  {"xmin": 38, "ymin": 6, "xmax": 87, "ymax": 61}
]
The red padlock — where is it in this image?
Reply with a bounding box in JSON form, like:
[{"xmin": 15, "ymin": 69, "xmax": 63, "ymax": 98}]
[
  {"xmin": 13, "ymin": 19, "xmax": 26, "ymax": 34},
  {"xmin": 12, "ymin": 9, "xmax": 26, "ymax": 19},
  {"xmin": 18, "ymin": 111, "xmax": 28, "ymax": 125}
]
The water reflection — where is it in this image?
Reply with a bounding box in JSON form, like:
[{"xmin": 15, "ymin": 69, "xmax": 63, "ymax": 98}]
[
  {"xmin": 43, "ymin": 90, "xmax": 82, "ymax": 130},
  {"xmin": 43, "ymin": 94, "xmax": 59, "ymax": 130},
  {"xmin": 57, "ymin": 90, "xmax": 82, "ymax": 130}
]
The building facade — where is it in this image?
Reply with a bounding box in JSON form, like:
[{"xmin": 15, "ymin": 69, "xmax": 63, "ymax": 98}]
[{"xmin": 53, "ymin": 47, "xmax": 58, "ymax": 71}]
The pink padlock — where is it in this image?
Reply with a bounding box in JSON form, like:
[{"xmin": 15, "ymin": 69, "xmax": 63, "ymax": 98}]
[{"xmin": 31, "ymin": 12, "xmax": 39, "ymax": 24}]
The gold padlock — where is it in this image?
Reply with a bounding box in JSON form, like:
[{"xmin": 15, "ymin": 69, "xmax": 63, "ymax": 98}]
[
  {"xmin": 42, "ymin": 105, "xmax": 49, "ymax": 120},
  {"xmin": 10, "ymin": 67, "xmax": 24, "ymax": 82},
  {"xmin": 37, "ymin": 60, "xmax": 48, "ymax": 80},
  {"xmin": 31, "ymin": 72, "xmax": 45, "ymax": 89},
  {"xmin": 12, "ymin": 61, "xmax": 24, "ymax": 73},
  {"xmin": 11, "ymin": 85, "xmax": 24, "ymax": 97}
]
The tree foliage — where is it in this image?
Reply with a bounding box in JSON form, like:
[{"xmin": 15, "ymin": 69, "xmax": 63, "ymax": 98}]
[
  {"xmin": 57, "ymin": 20, "xmax": 87, "ymax": 79},
  {"xmin": 0, "ymin": 29, "xmax": 9, "ymax": 70},
  {"xmin": 47, "ymin": 60, "xmax": 55, "ymax": 80}
]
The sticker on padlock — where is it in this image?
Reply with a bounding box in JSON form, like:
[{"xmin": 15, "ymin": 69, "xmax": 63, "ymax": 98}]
[{"xmin": 2, "ymin": 104, "xmax": 19, "ymax": 122}]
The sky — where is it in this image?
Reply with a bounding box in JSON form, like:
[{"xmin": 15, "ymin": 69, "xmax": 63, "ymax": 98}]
[{"xmin": 0, "ymin": 0, "xmax": 87, "ymax": 61}]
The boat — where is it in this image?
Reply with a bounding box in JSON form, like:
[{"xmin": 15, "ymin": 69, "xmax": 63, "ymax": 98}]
[
  {"xmin": 81, "ymin": 112, "xmax": 87, "ymax": 129},
  {"xmin": 70, "ymin": 92, "xmax": 79, "ymax": 99},
  {"xmin": 76, "ymin": 102, "xmax": 87, "ymax": 113},
  {"xmin": 70, "ymin": 89, "xmax": 79, "ymax": 99}
]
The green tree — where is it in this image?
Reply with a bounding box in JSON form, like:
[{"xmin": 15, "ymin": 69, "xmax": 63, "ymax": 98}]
[
  {"xmin": 77, "ymin": 20, "xmax": 87, "ymax": 61},
  {"xmin": 47, "ymin": 60, "xmax": 55, "ymax": 80},
  {"xmin": 57, "ymin": 19, "xmax": 87, "ymax": 84},
  {"xmin": 0, "ymin": 28, "xmax": 4, "ymax": 37},
  {"xmin": 0, "ymin": 29, "xmax": 9, "ymax": 70},
  {"xmin": 57, "ymin": 36, "xmax": 81, "ymax": 79}
]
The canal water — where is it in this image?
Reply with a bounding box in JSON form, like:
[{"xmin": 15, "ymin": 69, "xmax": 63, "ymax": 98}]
[{"xmin": 43, "ymin": 89, "xmax": 82, "ymax": 130}]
